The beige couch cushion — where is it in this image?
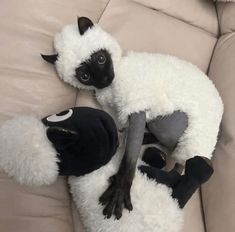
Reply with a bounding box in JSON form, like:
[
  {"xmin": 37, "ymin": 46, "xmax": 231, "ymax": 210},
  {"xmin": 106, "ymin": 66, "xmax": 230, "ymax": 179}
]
[
  {"xmin": 0, "ymin": 172, "xmax": 73, "ymax": 232},
  {"xmin": 0, "ymin": 0, "xmax": 109, "ymax": 123},
  {"xmin": 133, "ymin": 0, "xmax": 218, "ymax": 35},
  {"xmin": 217, "ymin": 3, "xmax": 235, "ymax": 34},
  {"xmin": 99, "ymin": 0, "xmax": 217, "ymax": 72},
  {"xmin": 201, "ymin": 32, "xmax": 235, "ymax": 232}
]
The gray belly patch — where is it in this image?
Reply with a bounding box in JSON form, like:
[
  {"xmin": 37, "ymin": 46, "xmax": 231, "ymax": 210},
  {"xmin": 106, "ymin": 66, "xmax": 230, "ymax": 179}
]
[{"xmin": 147, "ymin": 111, "xmax": 188, "ymax": 150}]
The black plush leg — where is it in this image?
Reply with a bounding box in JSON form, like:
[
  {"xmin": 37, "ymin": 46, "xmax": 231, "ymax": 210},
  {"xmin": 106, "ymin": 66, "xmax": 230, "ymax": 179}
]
[
  {"xmin": 142, "ymin": 146, "xmax": 167, "ymax": 169},
  {"xmin": 138, "ymin": 163, "xmax": 182, "ymax": 188},
  {"xmin": 143, "ymin": 132, "xmax": 158, "ymax": 144},
  {"xmin": 172, "ymin": 156, "xmax": 214, "ymax": 208}
]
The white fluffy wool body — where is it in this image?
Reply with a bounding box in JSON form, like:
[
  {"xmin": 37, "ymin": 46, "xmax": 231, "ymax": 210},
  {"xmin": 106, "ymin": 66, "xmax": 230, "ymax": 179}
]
[
  {"xmin": 0, "ymin": 116, "xmax": 59, "ymax": 186},
  {"xmin": 69, "ymin": 146, "xmax": 184, "ymax": 232},
  {"xmin": 54, "ymin": 23, "xmax": 223, "ymax": 164}
]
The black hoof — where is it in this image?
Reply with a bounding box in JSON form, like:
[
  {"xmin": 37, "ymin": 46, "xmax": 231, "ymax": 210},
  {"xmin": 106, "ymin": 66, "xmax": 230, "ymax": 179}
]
[
  {"xmin": 142, "ymin": 147, "xmax": 166, "ymax": 169},
  {"xmin": 185, "ymin": 156, "xmax": 214, "ymax": 184}
]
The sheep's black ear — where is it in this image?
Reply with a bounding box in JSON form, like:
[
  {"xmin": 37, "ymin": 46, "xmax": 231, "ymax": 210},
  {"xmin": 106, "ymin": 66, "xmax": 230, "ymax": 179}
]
[
  {"xmin": 77, "ymin": 17, "xmax": 94, "ymax": 35},
  {"xmin": 41, "ymin": 54, "xmax": 58, "ymax": 64}
]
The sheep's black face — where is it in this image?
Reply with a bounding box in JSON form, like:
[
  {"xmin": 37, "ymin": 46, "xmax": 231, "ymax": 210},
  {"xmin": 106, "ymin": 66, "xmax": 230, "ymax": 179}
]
[
  {"xmin": 75, "ymin": 49, "xmax": 114, "ymax": 89},
  {"xmin": 42, "ymin": 107, "xmax": 119, "ymax": 176}
]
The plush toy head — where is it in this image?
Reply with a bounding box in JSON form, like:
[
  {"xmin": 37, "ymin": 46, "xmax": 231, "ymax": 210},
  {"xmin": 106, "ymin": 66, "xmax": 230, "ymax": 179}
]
[
  {"xmin": 41, "ymin": 17, "xmax": 122, "ymax": 90},
  {"xmin": 0, "ymin": 107, "xmax": 119, "ymax": 185},
  {"xmin": 42, "ymin": 107, "xmax": 119, "ymax": 176}
]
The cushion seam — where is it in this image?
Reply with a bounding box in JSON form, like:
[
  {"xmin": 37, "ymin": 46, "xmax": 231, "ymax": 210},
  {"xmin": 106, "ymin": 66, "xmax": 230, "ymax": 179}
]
[
  {"xmin": 98, "ymin": 0, "xmax": 112, "ymax": 23},
  {"xmin": 68, "ymin": 179, "xmax": 76, "ymax": 232},
  {"xmin": 132, "ymin": 0, "xmax": 218, "ymax": 38},
  {"xmin": 200, "ymin": 187, "xmax": 208, "ymax": 232}
]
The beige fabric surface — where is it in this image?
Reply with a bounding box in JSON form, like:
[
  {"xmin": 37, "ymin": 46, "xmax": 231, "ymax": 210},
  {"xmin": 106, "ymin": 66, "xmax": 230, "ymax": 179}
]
[
  {"xmin": 99, "ymin": 0, "xmax": 217, "ymax": 73},
  {"xmin": 1, "ymin": 0, "xmax": 234, "ymax": 231},
  {"xmin": 0, "ymin": 171, "xmax": 73, "ymax": 232},
  {"xmin": 217, "ymin": 3, "xmax": 235, "ymax": 34},
  {"xmin": 0, "ymin": 0, "xmax": 109, "ymax": 122},
  {"xmin": 133, "ymin": 0, "xmax": 218, "ymax": 35},
  {"xmin": 201, "ymin": 32, "xmax": 235, "ymax": 232}
]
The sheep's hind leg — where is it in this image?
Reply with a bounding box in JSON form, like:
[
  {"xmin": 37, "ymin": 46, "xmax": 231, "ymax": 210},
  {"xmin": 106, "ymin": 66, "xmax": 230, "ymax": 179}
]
[
  {"xmin": 142, "ymin": 146, "xmax": 167, "ymax": 169},
  {"xmin": 139, "ymin": 163, "xmax": 182, "ymax": 188},
  {"xmin": 172, "ymin": 156, "xmax": 214, "ymax": 208}
]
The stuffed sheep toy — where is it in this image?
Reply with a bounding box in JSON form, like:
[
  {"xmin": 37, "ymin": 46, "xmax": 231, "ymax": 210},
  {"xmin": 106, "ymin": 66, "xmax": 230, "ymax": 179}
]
[
  {"xmin": 41, "ymin": 16, "xmax": 223, "ymax": 222},
  {"xmin": 0, "ymin": 107, "xmax": 119, "ymax": 185},
  {"xmin": 0, "ymin": 107, "xmax": 213, "ymax": 232}
]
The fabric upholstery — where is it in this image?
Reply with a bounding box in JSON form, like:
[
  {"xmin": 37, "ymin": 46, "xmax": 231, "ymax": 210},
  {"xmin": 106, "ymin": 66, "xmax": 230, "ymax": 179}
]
[
  {"xmin": 0, "ymin": 0, "xmax": 109, "ymax": 122},
  {"xmin": 216, "ymin": 3, "xmax": 235, "ymax": 34},
  {"xmin": 0, "ymin": 172, "xmax": 73, "ymax": 232},
  {"xmin": 99, "ymin": 0, "xmax": 218, "ymax": 72},
  {"xmin": 0, "ymin": 0, "xmax": 234, "ymax": 231},
  {"xmin": 133, "ymin": 0, "xmax": 218, "ymax": 35},
  {"xmin": 201, "ymin": 32, "xmax": 235, "ymax": 232}
]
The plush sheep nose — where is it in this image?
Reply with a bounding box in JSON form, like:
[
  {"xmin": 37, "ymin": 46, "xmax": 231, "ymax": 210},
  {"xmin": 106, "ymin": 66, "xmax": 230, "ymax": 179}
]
[{"xmin": 103, "ymin": 76, "xmax": 108, "ymax": 82}]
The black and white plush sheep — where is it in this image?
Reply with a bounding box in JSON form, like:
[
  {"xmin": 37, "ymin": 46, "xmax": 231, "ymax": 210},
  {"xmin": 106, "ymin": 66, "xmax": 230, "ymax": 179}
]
[
  {"xmin": 41, "ymin": 16, "xmax": 223, "ymax": 224},
  {"xmin": 0, "ymin": 107, "xmax": 118, "ymax": 185},
  {"xmin": 0, "ymin": 107, "xmax": 213, "ymax": 232}
]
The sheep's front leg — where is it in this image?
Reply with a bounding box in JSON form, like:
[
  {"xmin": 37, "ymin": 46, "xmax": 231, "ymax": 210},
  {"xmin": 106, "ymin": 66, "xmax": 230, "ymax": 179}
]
[{"xmin": 99, "ymin": 111, "xmax": 146, "ymax": 219}]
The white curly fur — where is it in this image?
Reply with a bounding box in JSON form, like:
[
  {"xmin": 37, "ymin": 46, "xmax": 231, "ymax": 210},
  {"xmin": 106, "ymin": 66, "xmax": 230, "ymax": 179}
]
[
  {"xmin": 0, "ymin": 116, "xmax": 184, "ymax": 232},
  {"xmin": 96, "ymin": 52, "xmax": 224, "ymax": 164},
  {"xmin": 69, "ymin": 146, "xmax": 184, "ymax": 232},
  {"xmin": 0, "ymin": 116, "xmax": 59, "ymax": 186}
]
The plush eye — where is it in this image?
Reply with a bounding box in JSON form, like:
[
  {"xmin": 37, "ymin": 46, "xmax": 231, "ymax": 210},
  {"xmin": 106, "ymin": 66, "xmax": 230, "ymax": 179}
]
[
  {"xmin": 47, "ymin": 109, "xmax": 73, "ymax": 122},
  {"xmin": 79, "ymin": 72, "xmax": 90, "ymax": 82},
  {"xmin": 97, "ymin": 54, "xmax": 106, "ymax": 65}
]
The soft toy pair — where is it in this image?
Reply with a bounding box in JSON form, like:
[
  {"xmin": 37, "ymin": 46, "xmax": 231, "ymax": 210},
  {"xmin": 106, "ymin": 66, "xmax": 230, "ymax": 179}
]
[
  {"xmin": 0, "ymin": 107, "xmax": 213, "ymax": 232},
  {"xmin": 0, "ymin": 16, "xmax": 223, "ymax": 232},
  {"xmin": 41, "ymin": 15, "xmax": 223, "ymax": 223}
]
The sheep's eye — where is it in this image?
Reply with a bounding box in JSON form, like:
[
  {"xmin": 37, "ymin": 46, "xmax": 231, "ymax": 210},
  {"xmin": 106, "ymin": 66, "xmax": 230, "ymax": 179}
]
[
  {"xmin": 79, "ymin": 72, "xmax": 90, "ymax": 82},
  {"xmin": 97, "ymin": 54, "xmax": 106, "ymax": 65},
  {"xmin": 47, "ymin": 109, "xmax": 73, "ymax": 122}
]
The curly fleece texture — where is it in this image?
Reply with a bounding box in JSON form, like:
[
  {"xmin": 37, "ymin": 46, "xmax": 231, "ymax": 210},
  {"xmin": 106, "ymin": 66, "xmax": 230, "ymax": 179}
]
[
  {"xmin": 69, "ymin": 146, "xmax": 184, "ymax": 232},
  {"xmin": 96, "ymin": 52, "xmax": 224, "ymax": 164},
  {"xmin": 0, "ymin": 117, "xmax": 183, "ymax": 232},
  {"xmin": 0, "ymin": 116, "xmax": 59, "ymax": 186}
]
